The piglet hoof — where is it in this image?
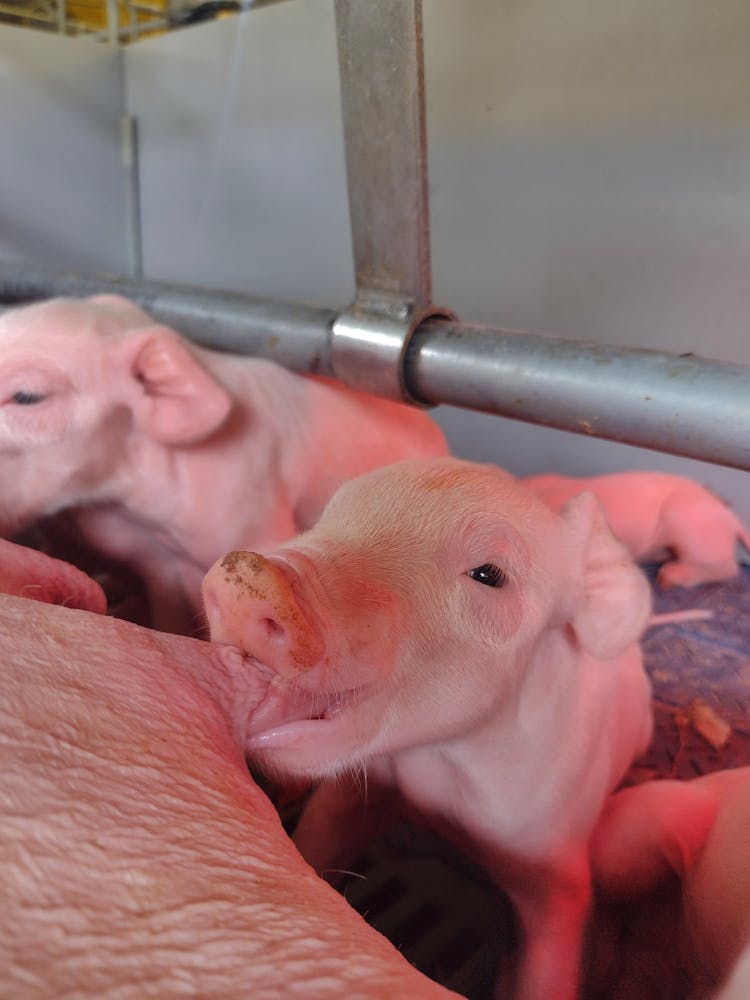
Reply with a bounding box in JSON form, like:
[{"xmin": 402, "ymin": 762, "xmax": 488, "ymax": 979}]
[
  {"xmin": 656, "ymin": 562, "xmax": 698, "ymax": 588},
  {"xmin": 657, "ymin": 560, "xmax": 735, "ymax": 589}
]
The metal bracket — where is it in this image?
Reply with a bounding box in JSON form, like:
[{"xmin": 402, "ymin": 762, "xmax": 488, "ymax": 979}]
[
  {"xmin": 331, "ymin": 296, "xmax": 456, "ymax": 404},
  {"xmin": 332, "ymin": 0, "xmax": 456, "ymax": 404}
]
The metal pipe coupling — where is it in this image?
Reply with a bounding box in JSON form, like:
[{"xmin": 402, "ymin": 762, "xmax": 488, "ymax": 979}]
[{"xmin": 330, "ymin": 296, "xmax": 456, "ymax": 404}]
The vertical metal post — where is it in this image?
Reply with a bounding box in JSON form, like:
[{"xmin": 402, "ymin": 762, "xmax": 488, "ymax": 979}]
[
  {"xmin": 331, "ymin": 0, "xmax": 453, "ymax": 402},
  {"xmin": 56, "ymin": 0, "xmax": 66, "ymax": 34},
  {"xmin": 120, "ymin": 115, "xmax": 144, "ymax": 279},
  {"xmin": 106, "ymin": 0, "xmax": 120, "ymax": 43},
  {"xmin": 334, "ymin": 0, "xmax": 432, "ymax": 305}
]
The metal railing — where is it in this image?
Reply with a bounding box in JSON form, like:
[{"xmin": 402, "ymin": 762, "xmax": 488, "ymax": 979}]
[{"xmin": 2, "ymin": 1, "xmax": 749, "ymax": 470}]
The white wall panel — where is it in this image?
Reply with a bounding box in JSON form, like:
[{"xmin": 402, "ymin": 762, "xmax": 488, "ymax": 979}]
[
  {"xmin": 124, "ymin": 4, "xmax": 355, "ymax": 304},
  {"xmin": 425, "ymin": 0, "xmax": 750, "ymax": 362},
  {"xmin": 0, "ymin": 26, "xmax": 128, "ymax": 272},
  {"xmin": 421, "ymin": 0, "xmax": 750, "ymax": 513}
]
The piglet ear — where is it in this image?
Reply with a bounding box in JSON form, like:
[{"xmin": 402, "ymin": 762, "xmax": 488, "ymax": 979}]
[
  {"xmin": 560, "ymin": 491, "xmax": 651, "ymax": 660},
  {"xmin": 128, "ymin": 327, "xmax": 232, "ymax": 444}
]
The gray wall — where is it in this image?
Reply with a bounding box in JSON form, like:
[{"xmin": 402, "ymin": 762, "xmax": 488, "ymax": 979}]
[
  {"xmin": 421, "ymin": 0, "xmax": 750, "ymax": 509},
  {"xmin": 0, "ymin": 26, "xmax": 129, "ymax": 272},
  {"xmin": 124, "ymin": 3, "xmax": 355, "ymax": 304},
  {"xmin": 4, "ymin": 2, "xmax": 750, "ymax": 519},
  {"xmin": 427, "ymin": 0, "xmax": 750, "ymax": 361}
]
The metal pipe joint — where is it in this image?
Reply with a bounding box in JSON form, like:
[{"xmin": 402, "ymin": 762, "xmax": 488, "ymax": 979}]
[{"xmin": 330, "ymin": 297, "xmax": 455, "ymax": 403}]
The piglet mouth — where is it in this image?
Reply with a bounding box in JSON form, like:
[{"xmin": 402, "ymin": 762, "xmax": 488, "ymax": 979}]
[{"xmin": 242, "ymin": 655, "xmax": 367, "ymax": 750}]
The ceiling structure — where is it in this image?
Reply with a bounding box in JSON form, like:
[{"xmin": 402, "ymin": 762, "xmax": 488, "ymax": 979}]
[{"xmin": 0, "ymin": 0, "xmax": 278, "ymax": 43}]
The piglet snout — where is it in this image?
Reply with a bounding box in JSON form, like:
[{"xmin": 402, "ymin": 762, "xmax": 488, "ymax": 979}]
[{"xmin": 202, "ymin": 550, "xmax": 323, "ymax": 675}]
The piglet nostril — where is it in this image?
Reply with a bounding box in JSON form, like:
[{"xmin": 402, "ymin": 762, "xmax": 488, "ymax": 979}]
[{"xmin": 260, "ymin": 616, "xmax": 285, "ymax": 641}]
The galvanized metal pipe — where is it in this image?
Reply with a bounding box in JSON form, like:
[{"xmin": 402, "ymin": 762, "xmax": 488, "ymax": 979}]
[
  {"xmin": 105, "ymin": 0, "xmax": 119, "ymax": 43},
  {"xmin": 0, "ymin": 265, "xmax": 337, "ymax": 374},
  {"xmin": 1, "ymin": 264, "xmax": 750, "ymax": 470},
  {"xmin": 334, "ymin": 0, "xmax": 432, "ymax": 306},
  {"xmin": 407, "ymin": 320, "xmax": 750, "ymax": 470},
  {"xmin": 119, "ymin": 115, "xmax": 143, "ymax": 280},
  {"xmin": 331, "ymin": 0, "xmax": 453, "ymax": 401}
]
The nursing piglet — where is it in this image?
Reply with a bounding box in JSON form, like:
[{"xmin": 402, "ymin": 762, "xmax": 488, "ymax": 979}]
[
  {"xmin": 202, "ymin": 456, "xmax": 654, "ymax": 1000},
  {"xmin": 0, "ymin": 295, "xmax": 446, "ymax": 632},
  {"xmin": 523, "ymin": 471, "xmax": 750, "ymax": 588},
  {"xmin": 590, "ymin": 768, "xmax": 750, "ymax": 1000}
]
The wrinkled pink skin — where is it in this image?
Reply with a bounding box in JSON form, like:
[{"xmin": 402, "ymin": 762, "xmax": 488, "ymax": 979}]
[
  {"xmin": 202, "ymin": 456, "xmax": 655, "ymax": 1000},
  {"xmin": 590, "ymin": 768, "xmax": 750, "ymax": 1000},
  {"xmin": 0, "ymin": 592, "xmax": 456, "ymax": 1000},
  {"xmin": 0, "ymin": 294, "xmax": 446, "ymax": 633},
  {"xmin": 0, "ymin": 535, "xmax": 106, "ymax": 613},
  {"xmin": 523, "ymin": 471, "xmax": 750, "ymax": 588}
]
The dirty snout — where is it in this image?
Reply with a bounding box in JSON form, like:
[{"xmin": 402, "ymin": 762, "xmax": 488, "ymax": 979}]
[{"xmin": 202, "ymin": 550, "xmax": 324, "ymax": 676}]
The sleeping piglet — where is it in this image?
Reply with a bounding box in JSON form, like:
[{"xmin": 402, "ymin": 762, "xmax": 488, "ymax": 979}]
[
  {"xmin": 202, "ymin": 456, "xmax": 655, "ymax": 1000},
  {"xmin": 590, "ymin": 768, "xmax": 750, "ymax": 1000},
  {"xmin": 0, "ymin": 295, "xmax": 446, "ymax": 632},
  {"xmin": 523, "ymin": 471, "xmax": 750, "ymax": 588}
]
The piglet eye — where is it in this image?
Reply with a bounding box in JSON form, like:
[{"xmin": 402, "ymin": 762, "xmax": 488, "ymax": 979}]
[
  {"xmin": 11, "ymin": 391, "xmax": 46, "ymax": 405},
  {"xmin": 467, "ymin": 563, "xmax": 507, "ymax": 588}
]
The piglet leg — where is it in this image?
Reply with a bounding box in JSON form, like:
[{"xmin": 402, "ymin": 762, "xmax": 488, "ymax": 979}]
[
  {"xmin": 489, "ymin": 848, "xmax": 591, "ymax": 1000},
  {"xmin": 657, "ymin": 501, "xmax": 744, "ymax": 588},
  {"xmin": 293, "ymin": 776, "xmax": 399, "ymax": 882}
]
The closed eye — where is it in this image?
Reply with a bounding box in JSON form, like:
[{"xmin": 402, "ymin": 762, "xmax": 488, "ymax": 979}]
[
  {"xmin": 467, "ymin": 562, "xmax": 507, "ymax": 588},
  {"xmin": 10, "ymin": 391, "xmax": 46, "ymax": 405}
]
